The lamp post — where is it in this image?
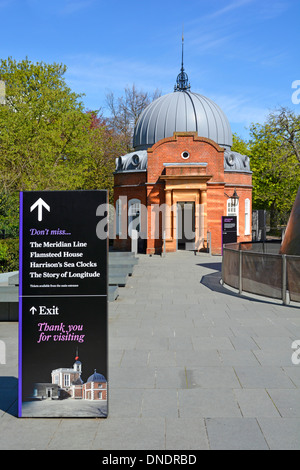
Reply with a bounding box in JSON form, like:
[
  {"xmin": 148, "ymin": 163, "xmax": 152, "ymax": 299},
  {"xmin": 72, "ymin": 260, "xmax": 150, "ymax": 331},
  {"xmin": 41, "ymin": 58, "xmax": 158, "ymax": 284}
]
[{"xmin": 225, "ymin": 188, "xmax": 239, "ymax": 207}]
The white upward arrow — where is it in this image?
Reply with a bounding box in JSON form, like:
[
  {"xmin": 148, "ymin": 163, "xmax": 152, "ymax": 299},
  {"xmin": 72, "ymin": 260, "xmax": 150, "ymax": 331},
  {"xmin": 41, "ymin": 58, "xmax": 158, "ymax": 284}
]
[
  {"xmin": 30, "ymin": 198, "xmax": 50, "ymax": 221},
  {"xmin": 30, "ymin": 306, "xmax": 37, "ymax": 315}
]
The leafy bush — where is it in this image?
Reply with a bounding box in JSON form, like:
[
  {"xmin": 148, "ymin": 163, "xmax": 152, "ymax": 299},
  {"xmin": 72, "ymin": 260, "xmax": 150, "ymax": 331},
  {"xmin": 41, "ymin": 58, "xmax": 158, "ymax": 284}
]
[{"xmin": 0, "ymin": 238, "xmax": 19, "ymax": 273}]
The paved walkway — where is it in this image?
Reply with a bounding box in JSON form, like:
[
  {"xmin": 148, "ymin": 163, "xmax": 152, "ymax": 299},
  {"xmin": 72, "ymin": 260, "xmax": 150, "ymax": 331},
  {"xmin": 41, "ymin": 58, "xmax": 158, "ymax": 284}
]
[{"xmin": 1, "ymin": 251, "xmax": 300, "ymax": 450}]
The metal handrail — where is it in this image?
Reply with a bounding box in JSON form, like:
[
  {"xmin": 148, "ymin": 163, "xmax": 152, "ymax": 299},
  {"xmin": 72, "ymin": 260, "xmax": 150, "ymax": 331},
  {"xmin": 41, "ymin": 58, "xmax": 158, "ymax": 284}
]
[{"xmin": 222, "ymin": 242, "xmax": 300, "ymax": 305}]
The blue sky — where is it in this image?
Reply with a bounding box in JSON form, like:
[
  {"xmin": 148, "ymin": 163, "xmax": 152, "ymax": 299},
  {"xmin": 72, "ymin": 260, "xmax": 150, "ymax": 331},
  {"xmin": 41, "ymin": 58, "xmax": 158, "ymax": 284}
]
[{"xmin": 0, "ymin": 0, "xmax": 299, "ymax": 140}]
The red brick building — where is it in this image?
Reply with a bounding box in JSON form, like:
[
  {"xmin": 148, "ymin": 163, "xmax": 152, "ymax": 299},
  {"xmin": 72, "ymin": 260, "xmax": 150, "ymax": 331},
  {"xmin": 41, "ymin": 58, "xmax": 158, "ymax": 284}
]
[
  {"xmin": 113, "ymin": 62, "xmax": 252, "ymax": 255},
  {"xmin": 51, "ymin": 359, "xmax": 107, "ymax": 401}
]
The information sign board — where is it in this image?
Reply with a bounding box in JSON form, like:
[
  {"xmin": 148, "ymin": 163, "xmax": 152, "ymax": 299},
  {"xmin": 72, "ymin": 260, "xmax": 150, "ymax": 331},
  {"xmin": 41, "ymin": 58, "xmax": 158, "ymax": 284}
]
[
  {"xmin": 222, "ymin": 216, "xmax": 237, "ymax": 248},
  {"xmin": 18, "ymin": 190, "xmax": 108, "ymax": 418}
]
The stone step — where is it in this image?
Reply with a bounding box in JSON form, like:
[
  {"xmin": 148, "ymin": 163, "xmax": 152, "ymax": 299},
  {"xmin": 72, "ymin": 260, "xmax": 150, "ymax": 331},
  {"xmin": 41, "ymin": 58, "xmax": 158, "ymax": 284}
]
[
  {"xmin": 108, "ymin": 256, "xmax": 139, "ymax": 266},
  {"xmin": 108, "ymin": 285, "xmax": 118, "ymax": 301},
  {"xmin": 108, "ymin": 273, "xmax": 128, "ymax": 286},
  {"xmin": 109, "ymin": 265, "xmax": 134, "ymax": 275},
  {"xmin": 109, "ymin": 251, "xmax": 136, "ymax": 257}
]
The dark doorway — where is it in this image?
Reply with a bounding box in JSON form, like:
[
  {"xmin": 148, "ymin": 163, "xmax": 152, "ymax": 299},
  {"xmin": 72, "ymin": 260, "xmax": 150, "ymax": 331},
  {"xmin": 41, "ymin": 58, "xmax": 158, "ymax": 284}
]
[{"xmin": 177, "ymin": 202, "xmax": 195, "ymax": 250}]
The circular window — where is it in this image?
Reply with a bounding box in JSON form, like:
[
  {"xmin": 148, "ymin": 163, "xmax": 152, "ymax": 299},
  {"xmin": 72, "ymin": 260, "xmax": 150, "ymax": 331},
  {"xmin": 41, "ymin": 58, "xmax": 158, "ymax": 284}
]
[
  {"xmin": 132, "ymin": 154, "xmax": 140, "ymax": 166},
  {"xmin": 181, "ymin": 151, "xmax": 190, "ymax": 159},
  {"xmin": 226, "ymin": 153, "xmax": 235, "ymax": 166}
]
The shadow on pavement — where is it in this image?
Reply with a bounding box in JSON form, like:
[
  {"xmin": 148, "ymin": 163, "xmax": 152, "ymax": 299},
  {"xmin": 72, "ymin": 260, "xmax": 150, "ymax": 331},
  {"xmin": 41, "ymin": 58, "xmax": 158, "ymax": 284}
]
[
  {"xmin": 0, "ymin": 376, "xmax": 18, "ymax": 417},
  {"xmin": 196, "ymin": 262, "xmax": 222, "ymax": 272},
  {"xmin": 198, "ymin": 263, "xmax": 287, "ymax": 306}
]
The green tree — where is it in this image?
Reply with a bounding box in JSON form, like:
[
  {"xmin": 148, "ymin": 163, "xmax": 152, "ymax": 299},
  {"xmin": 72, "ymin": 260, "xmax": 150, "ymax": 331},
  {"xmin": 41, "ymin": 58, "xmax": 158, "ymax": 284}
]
[
  {"xmin": 231, "ymin": 132, "xmax": 249, "ymax": 155},
  {"xmin": 248, "ymin": 107, "xmax": 300, "ymax": 227},
  {"xmin": 0, "ymin": 57, "xmax": 93, "ymax": 195},
  {"xmin": 105, "ymin": 84, "xmax": 161, "ymax": 152},
  {"xmin": 0, "ymin": 192, "xmax": 19, "ymax": 238},
  {"xmin": 82, "ymin": 112, "xmax": 125, "ymax": 204},
  {"xmin": 0, "ymin": 57, "xmax": 128, "ymax": 269}
]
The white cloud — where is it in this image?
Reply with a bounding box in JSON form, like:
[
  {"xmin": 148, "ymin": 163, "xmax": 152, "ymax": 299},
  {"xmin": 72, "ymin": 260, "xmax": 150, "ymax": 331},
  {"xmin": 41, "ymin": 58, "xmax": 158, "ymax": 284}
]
[
  {"xmin": 207, "ymin": 0, "xmax": 256, "ymax": 19},
  {"xmin": 258, "ymin": 1, "xmax": 289, "ymax": 19},
  {"xmin": 64, "ymin": 53, "xmax": 174, "ymax": 111},
  {"xmin": 188, "ymin": 31, "xmax": 238, "ymax": 54},
  {"xmin": 210, "ymin": 93, "xmax": 270, "ymax": 127}
]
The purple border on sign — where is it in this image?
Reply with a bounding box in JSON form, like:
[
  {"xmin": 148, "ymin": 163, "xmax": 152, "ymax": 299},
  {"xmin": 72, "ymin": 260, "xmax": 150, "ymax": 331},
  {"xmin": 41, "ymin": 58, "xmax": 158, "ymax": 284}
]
[
  {"xmin": 221, "ymin": 216, "xmax": 224, "ymax": 255},
  {"xmin": 18, "ymin": 192, "xmax": 23, "ymax": 417}
]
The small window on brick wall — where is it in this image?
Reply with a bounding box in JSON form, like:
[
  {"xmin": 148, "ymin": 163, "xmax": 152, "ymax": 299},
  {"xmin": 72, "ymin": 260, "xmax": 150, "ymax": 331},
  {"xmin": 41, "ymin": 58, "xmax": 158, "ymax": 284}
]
[
  {"xmin": 245, "ymin": 198, "xmax": 250, "ymax": 235},
  {"xmin": 227, "ymin": 198, "xmax": 239, "ymax": 236},
  {"xmin": 116, "ymin": 198, "xmax": 122, "ymax": 236},
  {"xmin": 128, "ymin": 199, "xmax": 141, "ymax": 237}
]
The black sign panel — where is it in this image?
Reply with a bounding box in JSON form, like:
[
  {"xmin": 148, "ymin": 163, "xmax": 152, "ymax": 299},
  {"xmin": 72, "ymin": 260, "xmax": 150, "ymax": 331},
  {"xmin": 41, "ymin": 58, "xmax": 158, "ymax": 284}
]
[
  {"xmin": 18, "ymin": 191, "xmax": 108, "ymax": 418},
  {"xmin": 222, "ymin": 216, "xmax": 237, "ymax": 248}
]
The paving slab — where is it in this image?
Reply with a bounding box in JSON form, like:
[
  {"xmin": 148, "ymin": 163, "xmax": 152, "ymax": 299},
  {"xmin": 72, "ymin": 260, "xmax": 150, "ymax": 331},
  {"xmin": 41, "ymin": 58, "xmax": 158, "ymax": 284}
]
[
  {"xmin": 266, "ymin": 389, "xmax": 300, "ymax": 417},
  {"xmin": 178, "ymin": 388, "xmax": 242, "ymax": 418},
  {"xmin": 205, "ymin": 417, "xmax": 269, "ymax": 450},
  {"xmin": 165, "ymin": 417, "xmax": 209, "ymax": 450},
  {"xmin": 257, "ymin": 418, "xmax": 300, "ymax": 450},
  {"xmin": 0, "ymin": 250, "xmax": 300, "ymax": 450},
  {"xmin": 233, "ymin": 388, "xmax": 281, "ymax": 417},
  {"xmin": 234, "ymin": 366, "xmax": 297, "ymax": 389}
]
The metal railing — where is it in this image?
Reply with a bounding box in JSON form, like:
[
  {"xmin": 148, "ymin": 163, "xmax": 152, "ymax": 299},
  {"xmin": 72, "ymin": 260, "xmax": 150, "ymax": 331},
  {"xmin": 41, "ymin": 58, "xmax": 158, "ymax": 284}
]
[{"xmin": 222, "ymin": 241, "xmax": 300, "ymax": 305}]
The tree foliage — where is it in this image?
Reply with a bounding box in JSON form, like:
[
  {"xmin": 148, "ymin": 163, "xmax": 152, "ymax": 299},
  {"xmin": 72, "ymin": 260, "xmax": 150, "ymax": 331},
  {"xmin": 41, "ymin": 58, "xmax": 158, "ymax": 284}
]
[
  {"xmin": 82, "ymin": 112, "xmax": 126, "ymax": 203},
  {"xmin": 0, "ymin": 57, "xmax": 93, "ymax": 195},
  {"xmin": 231, "ymin": 132, "xmax": 250, "ymax": 155},
  {"xmin": 249, "ymin": 107, "xmax": 300, "ymax": 226},
  {"xmin": 232, "ymin": 108, "xmax": 300, "ymax": 228},
  {"xmin": 105, "ymin": 84, "xmax": 161, "ymax": 152},
  {"xmin": 0, "ymin": 57, "xmax": 120, "ymax": 237}
]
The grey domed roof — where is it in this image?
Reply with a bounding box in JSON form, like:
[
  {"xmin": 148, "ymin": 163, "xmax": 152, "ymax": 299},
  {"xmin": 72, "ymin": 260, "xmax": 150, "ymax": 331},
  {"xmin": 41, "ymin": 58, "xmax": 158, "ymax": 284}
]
[
  {"xmin": 133, "ymin": 90, "xmax": 232, "ymax": 151},
  {"xmin": 87, "ymin": 370, "xmax": 107, "ymax": 383}
]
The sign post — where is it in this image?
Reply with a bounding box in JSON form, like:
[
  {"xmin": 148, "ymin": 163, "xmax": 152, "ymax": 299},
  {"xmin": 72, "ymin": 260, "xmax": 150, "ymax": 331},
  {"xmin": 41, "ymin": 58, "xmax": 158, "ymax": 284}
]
[{"xmin": 19, "ymin": 190, "xmax": 108, "ymax": 418}]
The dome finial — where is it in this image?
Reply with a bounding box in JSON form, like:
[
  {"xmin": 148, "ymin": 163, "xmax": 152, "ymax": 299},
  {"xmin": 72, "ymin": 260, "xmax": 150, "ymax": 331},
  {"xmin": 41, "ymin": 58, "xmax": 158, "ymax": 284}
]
[{"xmin": 175, "ymin": 26, "xmax": 191, "ymax": 92}]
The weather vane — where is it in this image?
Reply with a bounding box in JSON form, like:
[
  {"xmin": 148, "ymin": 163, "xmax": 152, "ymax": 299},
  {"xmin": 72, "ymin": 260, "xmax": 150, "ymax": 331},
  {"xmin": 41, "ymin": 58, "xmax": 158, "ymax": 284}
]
[{"xmin": 174, "ymin": 25, "xmax": 191, "ymax": 91}]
